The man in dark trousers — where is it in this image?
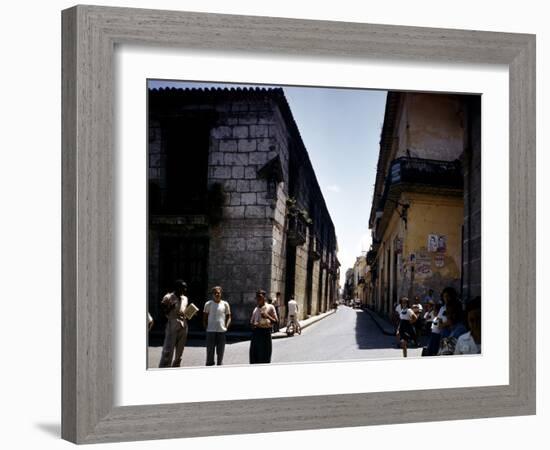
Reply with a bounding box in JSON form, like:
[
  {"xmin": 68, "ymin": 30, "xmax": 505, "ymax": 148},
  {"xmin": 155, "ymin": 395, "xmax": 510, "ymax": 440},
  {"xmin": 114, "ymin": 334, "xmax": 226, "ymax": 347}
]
[{"xmin": 249, "ymin": 289, "xmax": 278, "ymax": 364}]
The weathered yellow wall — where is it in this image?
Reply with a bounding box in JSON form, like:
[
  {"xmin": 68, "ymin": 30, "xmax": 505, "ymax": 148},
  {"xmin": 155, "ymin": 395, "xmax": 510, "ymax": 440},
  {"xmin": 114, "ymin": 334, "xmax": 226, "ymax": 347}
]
[
  {"xmin": 378, "ymin": 209, "xmax": 403, "ymax": 313},
  {"xmin": 402, "ymin": 192, "xmax": 463, "ymax": 299},
  {"xmin": 293, "ymin": 230, "xmax": 309, "ymax": 320},
  {"xmin": 396, "ymin": 93, "xmax": 464, "ymax": 162},
  {"xmin": 376, "ymin": 192, "xmax": 463, "ymax": 309}
]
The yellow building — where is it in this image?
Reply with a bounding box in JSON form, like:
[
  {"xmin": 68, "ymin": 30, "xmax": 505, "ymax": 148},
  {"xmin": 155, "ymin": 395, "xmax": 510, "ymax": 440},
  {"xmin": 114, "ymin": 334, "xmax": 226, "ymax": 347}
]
[{"xmin": 369, "ymin": 92, "xmax": 480, "ymax": 315}]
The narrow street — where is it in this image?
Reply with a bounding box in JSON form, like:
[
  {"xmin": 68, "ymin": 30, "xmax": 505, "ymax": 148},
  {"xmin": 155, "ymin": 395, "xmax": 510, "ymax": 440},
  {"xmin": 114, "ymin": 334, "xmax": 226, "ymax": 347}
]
[{"xmin": 148, "ymin": 305, "xmax": 422, "ymax": 368}]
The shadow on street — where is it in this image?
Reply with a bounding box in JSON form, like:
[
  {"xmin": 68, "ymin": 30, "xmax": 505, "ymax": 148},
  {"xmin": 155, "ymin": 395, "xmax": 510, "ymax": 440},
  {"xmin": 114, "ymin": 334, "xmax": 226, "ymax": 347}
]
[{"xmin": 354, "ymin": 308, "xmax": 396, "ymax": 349}]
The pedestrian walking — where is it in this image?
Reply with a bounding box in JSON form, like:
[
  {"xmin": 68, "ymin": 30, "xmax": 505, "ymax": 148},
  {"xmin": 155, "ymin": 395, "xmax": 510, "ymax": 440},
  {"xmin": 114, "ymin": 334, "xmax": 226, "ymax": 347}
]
[
  {"xmin": 396, "ymin": 296, "xmax": 417, "ymax": 358},
  {"xmin": 203, "ymin": 286, "xmax": 231, "ymax": 366},
  {"xmin": 158, "ymin": 280, "xmax": 189, "ymax": 368},
  {"xmin": 287, "ymin": 294, "xmax": 301, "ymax": 335},
  {"xmin": 249, "ymin": 289, "xmax": 278, "ymax": 364}
]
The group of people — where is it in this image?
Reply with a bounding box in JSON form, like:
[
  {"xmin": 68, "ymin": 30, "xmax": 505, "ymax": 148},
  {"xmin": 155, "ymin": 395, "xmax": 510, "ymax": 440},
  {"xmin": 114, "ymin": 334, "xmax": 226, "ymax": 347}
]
[
  {"xmin": 394, "ymin": 287, "xmax": 481, "ymax": 358},
  {"xmin": 154, "ymin": 280, "xmax": 302, "ymax": 368}
]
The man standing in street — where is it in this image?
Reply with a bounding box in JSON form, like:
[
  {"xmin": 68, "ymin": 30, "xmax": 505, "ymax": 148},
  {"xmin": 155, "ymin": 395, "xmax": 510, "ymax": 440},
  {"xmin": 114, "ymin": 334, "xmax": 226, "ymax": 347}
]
[
  {"xmin": 159, "ymin": 280, "xmax": 189, "ymax": 368},
  {"xmin": 203, "ymin": 286, "xmax": 231, "ymax": 366},
  {"xmin": 287, "ymin": 294, "xmax": 301, "ymax": 335},
  {"xmin": 249, "ymin": 289, "xmax": 278, "ymax": 364}
]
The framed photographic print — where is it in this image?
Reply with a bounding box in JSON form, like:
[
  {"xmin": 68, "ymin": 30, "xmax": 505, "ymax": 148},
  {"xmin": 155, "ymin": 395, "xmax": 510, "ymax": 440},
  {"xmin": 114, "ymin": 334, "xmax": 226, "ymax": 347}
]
[{"xmin": 62, "ymin": 5, "xmax": 535, "ymax": 444}]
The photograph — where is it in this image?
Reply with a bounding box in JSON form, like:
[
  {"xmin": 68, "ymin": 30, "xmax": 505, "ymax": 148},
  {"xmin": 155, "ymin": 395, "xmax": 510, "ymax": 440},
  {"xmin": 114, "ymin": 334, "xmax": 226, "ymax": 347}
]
[
  {"xmin": 146, "ymin": 80, "xmax": 482, "ymax": 367},
  {"xmin": 1, "ymin": 0, "xmax": 541, "ymax": 446}
]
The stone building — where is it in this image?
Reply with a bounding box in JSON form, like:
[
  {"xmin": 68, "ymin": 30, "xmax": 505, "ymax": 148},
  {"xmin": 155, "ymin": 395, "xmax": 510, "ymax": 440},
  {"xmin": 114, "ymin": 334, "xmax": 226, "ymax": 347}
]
[
  {"xmin": 343, "ymin": 268, "xmax": 354, "ymax": 302},
  {"xmin": 367, "ymin": 92, "xmax": 481, "ymax": 315},
  {"xmin": 148, "ymin": 87, "xmax": 339, "ymax": 331},
  {"xmin": 353, "ymin": 255, "xmax": 368, "ymax": 306}
]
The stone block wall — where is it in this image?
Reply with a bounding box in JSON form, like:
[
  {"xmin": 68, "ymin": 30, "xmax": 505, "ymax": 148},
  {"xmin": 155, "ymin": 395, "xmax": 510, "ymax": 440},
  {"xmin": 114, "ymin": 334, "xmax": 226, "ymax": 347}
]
[
  {"xmin": 148, "ymin": 229, "xmax": 161, "ymax": 321},
  {"xmin": 208, "ymin": 220, "xmax": 274, "ymax": 325},
  {"xmin": 270, "ymin": 183, "xmax": 288, "ymax": 318},
  {"xmin": 319, "ymin": 265, "xmax": 327, "ymax": 313},
  {"xmin": 148, "ymin": 118, "xmax": 167, "ymax": 206},
  {"xmin": 293, "ymin": 229, "xmax": 310, "ymax": 320},
  {"xmin": 310, "ymin": 260, "xmax": 321, "ymax": 316},
  {"xmin": 462, "ymin": 98, "xmax": 482, "ymax": 302},
  {"xmin": 207, "ymin": 97, "xmax": 291, "ymax": 326}
]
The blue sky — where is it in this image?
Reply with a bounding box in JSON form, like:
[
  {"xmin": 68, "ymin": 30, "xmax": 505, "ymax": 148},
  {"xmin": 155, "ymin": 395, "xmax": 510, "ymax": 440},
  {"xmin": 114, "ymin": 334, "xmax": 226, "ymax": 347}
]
[{"xmin": 148, "ymin": 80, "xmax": 387, "ymax": 285}]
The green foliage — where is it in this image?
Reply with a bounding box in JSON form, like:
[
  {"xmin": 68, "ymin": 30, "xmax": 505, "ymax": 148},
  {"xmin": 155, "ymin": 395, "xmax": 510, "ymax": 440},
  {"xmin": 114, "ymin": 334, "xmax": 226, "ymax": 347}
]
[{"xmin": 286, "ymin": 197, "xmax": 312, "ymax": 225}]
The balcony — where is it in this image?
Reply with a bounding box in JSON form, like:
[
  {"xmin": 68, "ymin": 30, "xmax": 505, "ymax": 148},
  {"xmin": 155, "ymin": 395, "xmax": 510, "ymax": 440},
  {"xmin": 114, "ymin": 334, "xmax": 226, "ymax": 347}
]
[
  {"xmin": 287, "ymin": 214, "xmax": 307, "ymax": 246},
  {"xmin": 366, "ymin": 250, "xmax": 377, "ymax": 266},
  {"xmin": 378, "ymin": 157, "xmax": 462, "ymax": 209},
  {"xmin": 389, "ymin": 156, "xmax": 462, "ymax": 188},
  {"xmin": 374, "ymin": 157, "xmax": 463, "ymax": 239}
]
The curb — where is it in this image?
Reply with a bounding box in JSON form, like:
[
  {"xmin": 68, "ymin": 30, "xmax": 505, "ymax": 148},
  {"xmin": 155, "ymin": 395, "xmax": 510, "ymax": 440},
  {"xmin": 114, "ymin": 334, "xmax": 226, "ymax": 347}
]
[
  {"xmin": 180, "ymin": 309, "xmax": 338, "ymax": 341},
  {"xmin": 364, "ymin": 308, "xmax": 396, "ymax": 336},
  {"xmin": 272, "ymin": 309, "xmax": 337, "ymax": 339}
]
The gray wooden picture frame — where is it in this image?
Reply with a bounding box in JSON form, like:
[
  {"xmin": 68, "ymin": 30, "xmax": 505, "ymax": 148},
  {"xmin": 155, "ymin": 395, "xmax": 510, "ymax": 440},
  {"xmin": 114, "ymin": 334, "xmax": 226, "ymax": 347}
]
[{"xmin": 61, "ymin": 4, "xmax": 536, "ymax": 444}]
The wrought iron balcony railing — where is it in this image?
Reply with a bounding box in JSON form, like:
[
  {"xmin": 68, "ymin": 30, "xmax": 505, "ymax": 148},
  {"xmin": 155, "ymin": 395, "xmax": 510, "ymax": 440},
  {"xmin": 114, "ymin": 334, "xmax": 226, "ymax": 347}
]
[
  {"xmin": 377, "ymin": 156, "xmax": 463, "ymax": 213},
  {"xmin": 287, "ymin": 214, "xmax": 307, "ymax": 246}
]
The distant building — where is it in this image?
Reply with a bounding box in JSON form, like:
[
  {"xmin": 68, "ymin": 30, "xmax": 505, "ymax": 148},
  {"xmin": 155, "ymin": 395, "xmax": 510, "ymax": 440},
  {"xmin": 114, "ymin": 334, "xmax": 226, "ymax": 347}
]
[
  {"xmin": 353, "ymin": 255, "xmax": 368, "ymax": 306},
  {"xmin": 148, "ymin": 87, "xmax": 339, "ymax": 331},
  {"xmin": 344, "ymin": 268, "xmax": 354, "ymax": 301},
  {"xmin": 368, "ymin": 92, "xmax": 481, "ymax": 315}
]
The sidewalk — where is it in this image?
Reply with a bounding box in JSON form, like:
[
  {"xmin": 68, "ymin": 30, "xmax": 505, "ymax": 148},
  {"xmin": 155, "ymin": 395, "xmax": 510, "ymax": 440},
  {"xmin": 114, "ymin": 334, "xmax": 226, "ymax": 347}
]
[
  {"xmin": 181, "ymin": 309, "xmax": 337, "ymax": 342},
  {"xmin": 363, "ymin": 307, "xmax": 396, "ymax": 336},
  {"xmin": 272, "ymin": 309, "xmax": 336, "ymax": 339}
]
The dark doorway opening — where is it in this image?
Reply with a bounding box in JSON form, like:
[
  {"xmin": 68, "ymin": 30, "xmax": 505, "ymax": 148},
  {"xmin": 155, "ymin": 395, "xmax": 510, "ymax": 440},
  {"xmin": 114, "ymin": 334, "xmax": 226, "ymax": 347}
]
[
  {"xmin": 164, "ymin": 118, "xmax": 210, "ymax": 214},
  {"xmin": 284, "ymin": 244, "xmax": 297, "ymax": 314},
  {"xmin": 158, "ymin": 236, "xmax": 209, "ymax": 331}
]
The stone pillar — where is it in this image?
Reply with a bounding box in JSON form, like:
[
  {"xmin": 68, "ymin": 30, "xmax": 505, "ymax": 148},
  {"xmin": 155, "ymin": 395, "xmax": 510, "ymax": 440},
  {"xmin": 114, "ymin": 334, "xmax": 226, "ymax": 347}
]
[
  {"xmin": 293, "ymin": 229, "xmax": 310, "ymax": 320},
  {"xmin": 462, "ymin": 98, "xmax": 482, "ymax": 301}
]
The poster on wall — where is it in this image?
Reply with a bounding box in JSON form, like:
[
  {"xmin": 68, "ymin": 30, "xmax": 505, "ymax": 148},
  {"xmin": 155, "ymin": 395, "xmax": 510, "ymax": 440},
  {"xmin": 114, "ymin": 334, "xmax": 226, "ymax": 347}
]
[
  {"xmin": 427, "ymin": 234, "xmax": 438, "ymax": 252},
  {"xmin": 427, "ymin": 234, "xmax": 447, "ymax": 253},
  {"xmin": 416, "ymin": 252, "xmax": 432, "ymax": 275}
]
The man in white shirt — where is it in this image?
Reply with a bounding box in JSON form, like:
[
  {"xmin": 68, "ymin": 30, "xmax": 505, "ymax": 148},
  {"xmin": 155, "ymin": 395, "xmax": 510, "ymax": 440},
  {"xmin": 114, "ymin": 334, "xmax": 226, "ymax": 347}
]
[
  {"xmin": 158, "ymin": 280, "xmax": 189, "ymax": 368},
  {"xmin": 287, "ymin": 295, "xmax": 301, "ymax": 335},
  {"xmin": 203, "ymin": 286, "xmax": 231, "ymax": 366}
]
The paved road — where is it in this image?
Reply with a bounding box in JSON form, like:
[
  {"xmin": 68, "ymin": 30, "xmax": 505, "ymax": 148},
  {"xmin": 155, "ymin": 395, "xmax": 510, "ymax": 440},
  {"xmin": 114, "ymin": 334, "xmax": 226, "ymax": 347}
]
[{"xmin": 147, "ymin": 306, "xmax": 423, "ymax": 368}]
